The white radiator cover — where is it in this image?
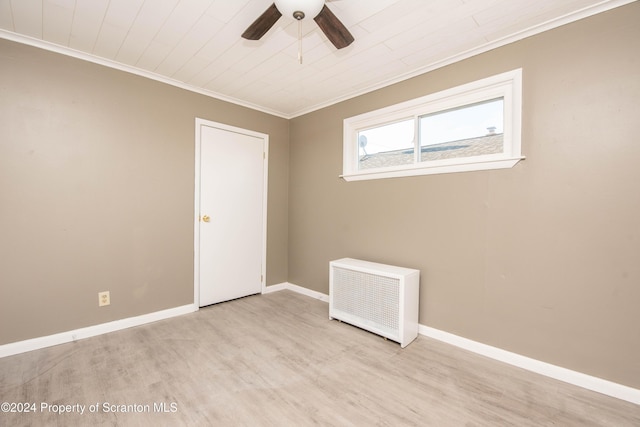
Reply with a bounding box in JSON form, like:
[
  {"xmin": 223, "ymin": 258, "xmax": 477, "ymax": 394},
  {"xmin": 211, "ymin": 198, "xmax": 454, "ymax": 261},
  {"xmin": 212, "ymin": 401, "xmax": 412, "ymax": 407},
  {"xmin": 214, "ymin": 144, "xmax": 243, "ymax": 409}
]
[{"xmin": 329, "ymin": 258, "xmax": 420, "ymax": 348}]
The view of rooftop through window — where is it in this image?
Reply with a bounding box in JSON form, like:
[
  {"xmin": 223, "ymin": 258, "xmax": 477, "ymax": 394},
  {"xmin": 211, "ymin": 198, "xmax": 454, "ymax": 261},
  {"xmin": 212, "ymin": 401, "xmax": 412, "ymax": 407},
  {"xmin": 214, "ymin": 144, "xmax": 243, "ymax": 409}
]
[
  {"xmin": 358, "ymin": 120, "xmax": 414, "ymax": 158},
  {"xmin": 358, "ymin": 98, "xmax": 504, "ymax": 170},
  {"xmin": 420, "ymin": 98, "xmax": 503, "ymax": 146}
]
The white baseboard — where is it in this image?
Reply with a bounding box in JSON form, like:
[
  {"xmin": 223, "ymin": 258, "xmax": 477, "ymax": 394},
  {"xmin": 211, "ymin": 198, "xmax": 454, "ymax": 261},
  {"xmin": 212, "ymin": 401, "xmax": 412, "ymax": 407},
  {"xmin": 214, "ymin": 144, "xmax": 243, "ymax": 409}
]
[
  {"xmin": 0, "ymin": 304, "xmax": 197, "ymax": 359},
  {"xmin": 0, "ymin": 285, "xmax": 318, "ymax": 358},
  {"xmin": 276, "ymin": 283, "xmax": 639, "ymax": 405},
  {"xmin": 1, "ymin": 286, "xmax": 310, "ymax": 358},
  {"xmin": 264, "ymin": 282, "xmax": 329, "ymax": 302},
  {"xmin": 262, "ymin": 282, "xmax": 288, "ymax": 294},
  {"xmin": 418, "ymin": 325, "xmax": 640, "ymax": 405}
]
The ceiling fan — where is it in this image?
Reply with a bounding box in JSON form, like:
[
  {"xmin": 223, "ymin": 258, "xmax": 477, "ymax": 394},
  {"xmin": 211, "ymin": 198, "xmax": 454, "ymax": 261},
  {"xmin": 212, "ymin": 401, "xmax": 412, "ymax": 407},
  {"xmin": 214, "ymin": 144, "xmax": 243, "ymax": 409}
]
[{"xmin": 242, "ymin": 0, "xmax": 354, "ymax": 50}]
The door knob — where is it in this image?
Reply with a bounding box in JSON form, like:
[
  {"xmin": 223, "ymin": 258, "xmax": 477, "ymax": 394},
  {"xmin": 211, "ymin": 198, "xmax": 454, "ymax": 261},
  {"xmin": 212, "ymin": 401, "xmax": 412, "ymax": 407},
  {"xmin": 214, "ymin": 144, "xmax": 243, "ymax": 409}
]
[{"xmin": 202, "ymin": 215, "xmax": 210, "ymax": 223}]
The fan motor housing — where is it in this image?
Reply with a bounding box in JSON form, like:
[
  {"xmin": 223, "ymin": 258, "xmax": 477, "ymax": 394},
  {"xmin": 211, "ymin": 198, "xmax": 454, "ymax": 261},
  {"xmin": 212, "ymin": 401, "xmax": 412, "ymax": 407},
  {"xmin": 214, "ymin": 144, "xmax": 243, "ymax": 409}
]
[{"xmin": 274, "ymin": 0, "xmax": 324, "ymax": 20}]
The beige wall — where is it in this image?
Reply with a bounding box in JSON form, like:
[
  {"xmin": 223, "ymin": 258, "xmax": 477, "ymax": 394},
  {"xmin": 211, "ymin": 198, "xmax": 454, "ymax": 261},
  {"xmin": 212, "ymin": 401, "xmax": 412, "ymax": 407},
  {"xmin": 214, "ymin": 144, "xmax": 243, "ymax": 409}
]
[
  {"xmin": 0, "ymin": 39, "xmax": 289, "ymax": 345},
  {"xmin": 288, "ymin": 3, "xmax": 640, "ymax": 388}
]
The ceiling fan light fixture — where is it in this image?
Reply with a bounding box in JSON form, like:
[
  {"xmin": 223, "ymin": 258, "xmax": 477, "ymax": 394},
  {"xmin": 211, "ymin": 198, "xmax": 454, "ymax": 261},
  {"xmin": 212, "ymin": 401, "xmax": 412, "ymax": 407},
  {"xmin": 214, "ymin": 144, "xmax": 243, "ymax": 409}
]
[
  {"xmin": 242, "ymin": 0, "xmax": 353, "ymax": 51},
  {"xmin": 274, "ymin": 0, "xmax": 324, "ymax": 21}
]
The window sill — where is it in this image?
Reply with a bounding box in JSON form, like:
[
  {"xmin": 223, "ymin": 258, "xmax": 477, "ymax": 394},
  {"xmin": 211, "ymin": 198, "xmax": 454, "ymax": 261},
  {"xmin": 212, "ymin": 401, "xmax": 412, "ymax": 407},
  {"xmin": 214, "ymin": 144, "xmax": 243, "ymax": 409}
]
[{"xmin": 340, "ymin": 156, "xmax": 525, "ymax": 182}]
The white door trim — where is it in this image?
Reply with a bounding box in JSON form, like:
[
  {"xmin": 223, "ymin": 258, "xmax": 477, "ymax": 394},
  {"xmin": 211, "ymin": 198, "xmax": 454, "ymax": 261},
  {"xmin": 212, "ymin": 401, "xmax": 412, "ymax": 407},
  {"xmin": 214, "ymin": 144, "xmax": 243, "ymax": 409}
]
[{"xmin": 194, "ymin": 118, "xmax": 269, "ymax": 308}]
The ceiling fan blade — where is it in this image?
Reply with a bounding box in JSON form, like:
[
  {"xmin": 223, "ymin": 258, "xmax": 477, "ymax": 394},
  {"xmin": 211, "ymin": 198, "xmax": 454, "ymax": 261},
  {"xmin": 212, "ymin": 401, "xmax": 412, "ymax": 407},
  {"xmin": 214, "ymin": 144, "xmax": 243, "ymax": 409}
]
[
  {"xmin": 242, "ymin": 3, "xmax": 282, "ymax": 40},
  {"xmin": 314, "ymin": 5, "xmax": 354, "ymax": 49}
]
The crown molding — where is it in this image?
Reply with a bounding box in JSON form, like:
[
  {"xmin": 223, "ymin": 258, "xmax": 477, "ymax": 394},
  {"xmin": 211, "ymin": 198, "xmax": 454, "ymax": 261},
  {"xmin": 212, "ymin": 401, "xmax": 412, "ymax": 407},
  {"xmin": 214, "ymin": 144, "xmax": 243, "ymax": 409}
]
[
  {"xmin": 0, "ymin": 29, "xmax": 290, "ymax": 119},
  {"xmin": 287, "ymin": 0, "xmax": 637, "ymax": 118}
]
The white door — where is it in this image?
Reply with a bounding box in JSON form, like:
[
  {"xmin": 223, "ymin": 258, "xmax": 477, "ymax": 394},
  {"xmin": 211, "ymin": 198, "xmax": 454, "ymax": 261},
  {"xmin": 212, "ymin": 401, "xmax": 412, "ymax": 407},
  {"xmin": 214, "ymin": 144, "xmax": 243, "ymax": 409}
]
[{"xmin": 197, "ymin": 121, "xmax": 267, "ymax": 306}]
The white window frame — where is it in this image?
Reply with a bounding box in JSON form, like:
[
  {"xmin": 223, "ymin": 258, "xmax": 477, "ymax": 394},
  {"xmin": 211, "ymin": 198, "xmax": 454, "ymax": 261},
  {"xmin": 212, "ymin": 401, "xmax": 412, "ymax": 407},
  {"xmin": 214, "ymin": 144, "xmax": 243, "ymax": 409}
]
[{"xmin": 342, "ymin": 69, "xmax": 524, "ymax": 181}]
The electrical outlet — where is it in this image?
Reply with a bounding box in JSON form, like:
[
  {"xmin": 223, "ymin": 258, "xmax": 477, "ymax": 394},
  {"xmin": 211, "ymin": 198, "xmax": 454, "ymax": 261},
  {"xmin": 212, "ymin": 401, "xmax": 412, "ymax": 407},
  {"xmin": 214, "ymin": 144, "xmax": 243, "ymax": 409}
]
[{"xmin": 98, "ymin": 291, "xmax": 110, "ymax": 307}]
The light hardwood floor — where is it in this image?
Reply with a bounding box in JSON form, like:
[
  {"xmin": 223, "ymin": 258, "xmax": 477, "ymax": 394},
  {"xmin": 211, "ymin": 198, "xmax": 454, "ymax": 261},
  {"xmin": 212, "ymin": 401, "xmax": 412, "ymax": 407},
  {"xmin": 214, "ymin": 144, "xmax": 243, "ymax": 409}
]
[{"xmin": 1, "ymin": 290, "xmax": 639, "ymax": 426}]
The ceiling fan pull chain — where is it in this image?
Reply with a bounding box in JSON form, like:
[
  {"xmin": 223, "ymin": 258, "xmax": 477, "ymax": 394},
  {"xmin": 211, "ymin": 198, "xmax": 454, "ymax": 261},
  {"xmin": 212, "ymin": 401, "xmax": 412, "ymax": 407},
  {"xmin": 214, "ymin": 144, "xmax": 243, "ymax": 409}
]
[{"xmin": 298, "ymin": 19, "xmax": 303, "ymax": 64}]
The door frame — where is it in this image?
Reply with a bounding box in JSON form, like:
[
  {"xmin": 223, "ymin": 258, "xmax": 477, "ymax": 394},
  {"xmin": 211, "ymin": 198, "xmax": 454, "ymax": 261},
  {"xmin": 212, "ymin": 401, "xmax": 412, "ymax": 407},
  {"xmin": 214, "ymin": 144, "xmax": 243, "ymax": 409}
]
[{"xmin": 194, "ymin": 118, "xmax": 269, "ymax": 308}]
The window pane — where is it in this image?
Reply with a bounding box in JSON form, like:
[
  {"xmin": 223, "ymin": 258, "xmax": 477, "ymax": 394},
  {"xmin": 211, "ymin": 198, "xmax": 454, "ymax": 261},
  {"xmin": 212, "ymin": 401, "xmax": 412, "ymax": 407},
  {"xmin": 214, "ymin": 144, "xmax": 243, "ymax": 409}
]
[
  {"xmin": 419, "ymin": 98, "xmax": 504, "ymax": 162},
  {"xmin": 358, "ymin": 119, "xmax": 414, "ymax": 170}
]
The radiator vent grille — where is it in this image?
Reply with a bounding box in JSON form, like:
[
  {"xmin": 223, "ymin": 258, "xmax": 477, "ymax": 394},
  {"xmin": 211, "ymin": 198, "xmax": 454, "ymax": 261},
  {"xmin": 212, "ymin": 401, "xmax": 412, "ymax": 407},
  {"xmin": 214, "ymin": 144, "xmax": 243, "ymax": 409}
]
[
  {"xmin": 329, "ymin": 258, "xmax": 420, "ymax": 347},
  {"xmin": 333, "ymin": 267, "xmax": 399, "ymax": 331}
]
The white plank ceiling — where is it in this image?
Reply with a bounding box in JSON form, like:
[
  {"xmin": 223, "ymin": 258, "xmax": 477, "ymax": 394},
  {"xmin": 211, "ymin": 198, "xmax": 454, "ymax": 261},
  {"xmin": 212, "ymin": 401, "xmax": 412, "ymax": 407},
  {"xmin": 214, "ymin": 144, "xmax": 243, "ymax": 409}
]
[{"xmin": 0, "ymin": 0, "xmax": 634, "ymax": 118}]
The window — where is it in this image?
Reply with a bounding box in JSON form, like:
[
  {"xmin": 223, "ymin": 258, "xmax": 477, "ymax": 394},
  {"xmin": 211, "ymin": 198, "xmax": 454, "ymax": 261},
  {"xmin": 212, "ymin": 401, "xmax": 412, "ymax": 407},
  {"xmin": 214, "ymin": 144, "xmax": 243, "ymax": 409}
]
[{"xmin": 342, "ymin": 69, "xmax": 523, "ymax": 181}]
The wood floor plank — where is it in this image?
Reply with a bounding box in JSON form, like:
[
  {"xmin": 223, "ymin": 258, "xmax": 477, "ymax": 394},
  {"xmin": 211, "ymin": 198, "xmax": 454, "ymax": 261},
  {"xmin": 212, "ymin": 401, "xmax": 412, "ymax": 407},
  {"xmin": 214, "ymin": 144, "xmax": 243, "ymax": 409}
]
[{"xmin": 1, "ymin": 290, "xmax": 639, "ymax": 426}]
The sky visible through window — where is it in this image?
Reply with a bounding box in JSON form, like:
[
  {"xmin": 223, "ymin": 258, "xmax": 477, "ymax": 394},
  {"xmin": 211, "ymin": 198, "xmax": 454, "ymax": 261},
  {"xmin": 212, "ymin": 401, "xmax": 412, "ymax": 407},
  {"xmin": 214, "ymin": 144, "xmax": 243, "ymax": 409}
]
[{"xmin": 359, "ymin": 98, "xmax": 504, "ymax": 156}]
